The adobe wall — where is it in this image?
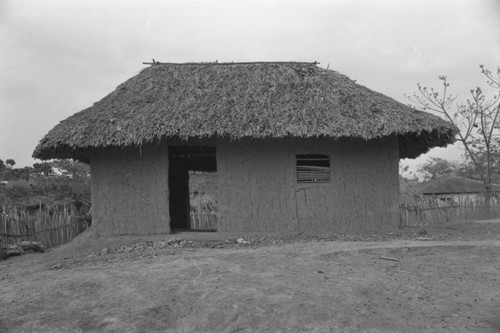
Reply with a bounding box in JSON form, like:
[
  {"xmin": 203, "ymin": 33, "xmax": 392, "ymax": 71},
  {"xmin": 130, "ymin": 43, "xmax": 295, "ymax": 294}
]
[
  {"xmin": 89, "ymin": 146, "xmax": 170, "ymax": 235},
  {"xmin": 216, "ymin": 137, "xmax": 399, "ymax": 233}
]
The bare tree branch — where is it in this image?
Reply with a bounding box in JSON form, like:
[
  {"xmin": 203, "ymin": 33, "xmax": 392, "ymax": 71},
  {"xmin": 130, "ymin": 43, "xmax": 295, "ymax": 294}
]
[{"xmin": 407, "ymin": 65, "xmax": 500, "ymax": 192}]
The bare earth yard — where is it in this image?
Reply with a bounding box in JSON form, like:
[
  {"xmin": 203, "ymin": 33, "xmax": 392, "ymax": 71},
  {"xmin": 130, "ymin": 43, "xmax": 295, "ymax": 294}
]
[{"xmin": 1, "ymin": 221, "xmax": 500, "ymax": 332}]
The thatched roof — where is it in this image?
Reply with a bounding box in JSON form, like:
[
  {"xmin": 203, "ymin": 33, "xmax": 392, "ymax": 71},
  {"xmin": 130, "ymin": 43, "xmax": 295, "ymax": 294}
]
[
  {"xmin": 34, "ymin": 62, "xmax": 457, "ymax": 160},
  {"xmin": 417, "ymin": 176, "xmax": 500, "ymax": 194}
]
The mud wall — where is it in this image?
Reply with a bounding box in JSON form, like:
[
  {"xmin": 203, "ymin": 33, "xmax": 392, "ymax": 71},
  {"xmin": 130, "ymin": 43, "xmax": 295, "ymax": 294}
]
[
  {"xmin": 90, "ymin": 147, "xmax": 170, "ymax": 235},
  {"xmin": 216, "ymin": 137, "xmax": 399, "ymax": 233}
]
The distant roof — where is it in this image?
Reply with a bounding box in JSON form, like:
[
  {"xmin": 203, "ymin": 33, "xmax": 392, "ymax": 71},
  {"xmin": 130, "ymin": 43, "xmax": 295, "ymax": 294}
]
[
  {"xmin": 33, "ymin": 61, "xmax": 457, "ymax": 160},
  {"xmin": 417, "ymin": 175, "xmax": 500, "ymax": 194}
]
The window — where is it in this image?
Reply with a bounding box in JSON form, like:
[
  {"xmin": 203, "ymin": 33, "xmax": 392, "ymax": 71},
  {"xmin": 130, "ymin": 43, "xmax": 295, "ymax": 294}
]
[{"xmin": 296, "ymin": 154, "xmax": 330, "ymax": 183}]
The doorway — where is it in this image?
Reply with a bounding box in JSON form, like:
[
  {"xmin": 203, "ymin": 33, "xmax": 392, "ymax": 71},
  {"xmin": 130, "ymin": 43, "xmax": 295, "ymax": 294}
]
[{"xmin": 168, "ymin": 146, "xmax": 216, "ymax": 230}]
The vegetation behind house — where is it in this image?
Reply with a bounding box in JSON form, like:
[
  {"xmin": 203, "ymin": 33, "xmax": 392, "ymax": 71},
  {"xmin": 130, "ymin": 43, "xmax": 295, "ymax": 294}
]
[{"xmin": 0, "ymin": 158, "xmax": 91, "ymax": 247}]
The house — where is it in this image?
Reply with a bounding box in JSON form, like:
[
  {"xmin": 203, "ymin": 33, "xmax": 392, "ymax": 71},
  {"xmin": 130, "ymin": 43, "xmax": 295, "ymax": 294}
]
[
  {"xmin": 33, "ymin": 62, "xmax": 457, "ymax": 235},
  {"xmin": 416, "ymin": 175, "xmax": 500, "ymax": 204}
]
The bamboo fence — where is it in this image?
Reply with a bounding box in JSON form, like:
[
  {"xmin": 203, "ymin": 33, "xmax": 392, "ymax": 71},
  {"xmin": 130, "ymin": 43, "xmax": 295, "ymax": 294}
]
[
  {"xmin": 0, "ymin": 205, "xmax": 90, "ymax": 248},
  {"xmin": 190, "ymin": 212, "xmax": 217, "ymax": 231},
  {"xmin": 400, "ymin": 194, "xmax": 500, "ymax": 227}
]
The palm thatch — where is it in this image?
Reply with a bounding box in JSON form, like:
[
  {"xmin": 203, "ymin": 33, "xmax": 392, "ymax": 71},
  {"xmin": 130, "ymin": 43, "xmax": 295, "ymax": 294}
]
[{"xmin": 33, "ymin": 62, "xmax": 457, "ymax": 160}]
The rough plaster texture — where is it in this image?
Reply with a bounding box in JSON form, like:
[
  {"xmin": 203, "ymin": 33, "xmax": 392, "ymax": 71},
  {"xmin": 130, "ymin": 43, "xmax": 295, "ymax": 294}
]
[
  {"xmin": 217, "ymin": 137, "xmax": 400, "ymax": 233},
  {"xmin": 90, "ymin": 147, "xmax": 170, "ymax": 235},
  {"xmin": 89, "ymin": 137, "xmax": 399, "ymax": 235}
]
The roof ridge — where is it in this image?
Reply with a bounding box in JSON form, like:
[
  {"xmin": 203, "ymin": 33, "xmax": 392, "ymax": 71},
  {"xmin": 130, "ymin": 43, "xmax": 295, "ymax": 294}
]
[{"xmin": 142, "ymin": 61, "xmax": 320, "ymax": 66}]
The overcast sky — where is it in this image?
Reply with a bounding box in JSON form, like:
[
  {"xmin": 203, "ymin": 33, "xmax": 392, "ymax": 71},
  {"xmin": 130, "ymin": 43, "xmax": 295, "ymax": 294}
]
[{"xmin": 1, "ymin": 0, "xmax": 499, "ymax": 172}]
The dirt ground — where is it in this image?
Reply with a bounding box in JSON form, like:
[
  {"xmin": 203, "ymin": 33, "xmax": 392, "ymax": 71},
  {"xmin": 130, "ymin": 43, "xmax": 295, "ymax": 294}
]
[{"xmin": 1, "ymin": 221, "xmax": 500, "ymax": 332}]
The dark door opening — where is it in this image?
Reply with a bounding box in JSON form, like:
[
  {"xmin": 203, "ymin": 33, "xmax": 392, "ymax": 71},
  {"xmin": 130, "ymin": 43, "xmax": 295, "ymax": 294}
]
[{"xmin": 168, "ymin": 146, "xmax": 216, "ymax": 231}]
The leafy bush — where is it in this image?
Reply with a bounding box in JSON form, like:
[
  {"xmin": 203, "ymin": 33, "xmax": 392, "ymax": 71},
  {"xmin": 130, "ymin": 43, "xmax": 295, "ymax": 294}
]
[{"xmin": 0, "ymin": 159, "xmax": 91, "ymax": 212}]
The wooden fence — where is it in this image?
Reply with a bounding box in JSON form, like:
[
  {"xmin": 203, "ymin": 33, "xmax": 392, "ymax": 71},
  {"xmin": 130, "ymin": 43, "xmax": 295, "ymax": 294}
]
[
  {"xmin": 190, "ymin": 212, "xmax": 217, "ymax": 231},
  {"xmin": 400, "ymin": 194, "xmax": 500, "ymax": 227},
  {"xmin": 0, "ymin": 206, "xmax": 90, "ymax": 248}
]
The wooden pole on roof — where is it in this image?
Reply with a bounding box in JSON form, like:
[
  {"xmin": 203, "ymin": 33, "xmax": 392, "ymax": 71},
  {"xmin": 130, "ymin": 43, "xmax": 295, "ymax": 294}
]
[{"xmin": 142, "ymin": 61, "xmax": 320, "ymax": 66}]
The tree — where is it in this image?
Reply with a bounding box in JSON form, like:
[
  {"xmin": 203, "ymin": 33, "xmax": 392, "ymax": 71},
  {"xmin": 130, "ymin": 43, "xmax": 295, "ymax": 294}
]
[
  {"xmin": 407, "ymin": 65, "xmax": 500, "ymax": 192},
  {"xmin": 399, "ymin": 162, "xmax": 420, "ymax": 181},
  {"xmin": 33, "ymin": 162, "xmax": 53, "ymax": 177},
  {"xmin": 417, "ymin": 157, "xmax": 460, "ymax": 181},
  {"xmin": 34, "ymin": 159, "xmax": 91, "ymax": 208},
  {"xmin": 0, "ymin": 166, "xmax": 31, "ymax": 181},
  {"xmin": 51, "ymin": 159, "xmax": 90, "ymax": 183},
  {"xmin": 0, "ymin": 158, "xmax": 22, "ymax": 180},
  {"xmin": 0, "ymin": 159, "xmax": 91, "ymax": 209}
]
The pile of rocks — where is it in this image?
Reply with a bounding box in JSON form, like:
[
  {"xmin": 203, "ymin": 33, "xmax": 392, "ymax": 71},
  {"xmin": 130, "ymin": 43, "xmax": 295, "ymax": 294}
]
[
  {"xmin": 0, "ymin": 241, "xmax": 45, "ymax": 260},
  {"xmin": 102, "ymin": 238, "xmax": 188, "ymax": 255},
  {"xmin": 93, "ymin": 236, "xmax": 268, "ymax": 256},
  {"xmin": 89, "ymin": 229, "xmax": 446, "ymax": 258}
]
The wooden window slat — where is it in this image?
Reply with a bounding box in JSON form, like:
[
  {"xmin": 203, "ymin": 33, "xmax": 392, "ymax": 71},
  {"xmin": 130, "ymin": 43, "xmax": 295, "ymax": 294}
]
[{"xmin": 296, "ymin": 154, "xmax": 330, "ymax": 183}]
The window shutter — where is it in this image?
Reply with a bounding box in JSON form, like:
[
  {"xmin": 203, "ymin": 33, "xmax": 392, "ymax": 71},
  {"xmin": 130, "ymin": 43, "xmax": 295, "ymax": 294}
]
[{"xmin": 296, "ymin": 154, "xmax": 330, "ymax": 183}]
